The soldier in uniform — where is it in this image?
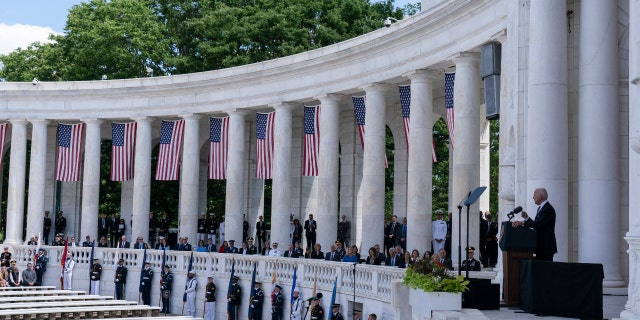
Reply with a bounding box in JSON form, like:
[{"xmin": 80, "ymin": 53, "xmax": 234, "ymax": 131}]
[
  {"xmin": 250, "ymin": 281, "xmax": 264, "ymax": 320},
  {"xmin": 310, "ymin": 296, "xmax": 324, "ymax": 320},
  {"xmin": 156, "ymin": 236, "xmax": 171, "ymax": 251},
  {"xmin": 148, "ymin": 212, "xmax": 158, "ymax": 247},
  {"xmin": 331, "ymin": 304, "xmax": 344, "ymax": 320},
  {"xmin": 461, "ymin": 246, "xmax": 481, "ymax": 271},
  {"xmin": 206, "ymin": 213, "xmax": 217, "ymax": 245},
  {"xmin": 54, "ymin": 211, "xmax": 66, "ymax": 235},
  {"xmin": 198, "ymin": 214, "xmax": 208, "ymax": 242},
  {"xmin": 1, "ymin": 247, "xmax": 12, "ymax": 268},
  {"xmin": 90, "ymin": 258, "xmax": 102, "ymax": 295},
  {"xmin": 290, "ymin": 288, "xmax": 303, "ymax": 320},
  {"xmin": 43, "ymin": 211, "xmax": 52, "ymax": 245},
  {"xmin": 114, "ymin": 258, "xmax": 128, "ymax": 300},
  {"xmin": 35, "ymin": 249, "xmax": 48, "ymax": 286},
  {"xmin": 205, "ymin": 275, "xmax": 216, "ymax": 320},
  {"xmin": 271, "ymin": 284, "xmax": 284, "ymax": 320},
  {"xmin": 158, "ymin": 212, "xmax": 171, "ymax": 239},
  {"xmin": 140, "ymin": 261, "xmax": 153, "ymax": 305},
  {"xmin": 226, "ymin": 240, "xmax": 239, "ymax": 253},
  {"xmin": 160, "ymin": 265, "xmax": 173, "ymax": 314},
  {"xmin": 227, "ymin": 275, "xmax": 241, "ymax": 320},
  {"xmin": 247, "ymin": 237, "xmax": 258, "ymax": 255},
  {"xmin": 185, "ymin": 270, "xmax": 198, "ymax": 317}
]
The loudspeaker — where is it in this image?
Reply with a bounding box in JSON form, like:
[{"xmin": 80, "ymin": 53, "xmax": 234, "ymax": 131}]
[
  {"xmin": 484, "ymin": 75, "xmax": 500, "ymax": 120},
  {"xmin": 480, "ymin": 42, "xmax": 501, "ymax": 78}
]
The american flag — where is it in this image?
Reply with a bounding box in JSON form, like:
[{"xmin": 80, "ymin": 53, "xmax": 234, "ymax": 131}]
[
  {"xmin": 110, "ymin": 122, "xmax": 137, "ymax": 181},
  {"xmin": 0, "ymin": 123, "xmax": 7, "ymax": 170},
  {"xmin": 56, "ymin": 123, "xmax": 85, "ymax": 181},
  {"xmin": 155, "ymin": 120, "xmax": 185, "ymax": 181},
  {"xmin": 256, "ymin": 112, "xmax": 275, "ymax": 179},
  {"xmin": 445, "ymin": 73, "xmax": 455, "ymax": 148},
  {"xmin": 302, "ymin": 106, "xmax": 320, "ymax": 176},
  {"xmin": 209, "ymin": 117, "xmax": 229, "ymax": 180},
  {"xmin": 352, "ymin": 96, "xmax": 388, "ymax": 168},
  {"xmin": 399, "ymin": 85, "xmax": 437, "ymax": 162}
]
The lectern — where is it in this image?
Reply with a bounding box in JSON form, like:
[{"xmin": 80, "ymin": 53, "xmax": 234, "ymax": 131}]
[{"xmin": 499, "ymin": 222, "xmax": 535, "ymax": 307}]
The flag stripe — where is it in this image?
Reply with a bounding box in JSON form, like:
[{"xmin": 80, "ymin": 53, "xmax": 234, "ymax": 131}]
[
  {"xmin": 399, "ymin": 85, "xmax": 437, "ymax": 162},
  {"xmin": 155, "ymin": 120, "xmax": 185, "ymax": 181},
  {"xmin": 0, "ymin": 123, "xmax": 7, "ymax": 170},
  {"xmin": 111, "ymin": 122, "xmax": 137, "ymax": 181},
  {"xmin": 209, "ymin": 117, "xmax": 229, "ymax": 180},
  {"xmin": 352, "ymin": 96, "xmax": 389, "ymax": 168},
  {"xmin": 445, "ymin": 73, "xmax": 455, "ymax": 149},
  {"xmin": 302, "ymin": 106, "xmax": 320, "ymax": 176},
  {"xmin": 56, "ymin": 123, "xmax": 85, "ymax": 181},
  {"xmin": 256, "ymin": 112, "xmax": 275, "ymax": 179}
]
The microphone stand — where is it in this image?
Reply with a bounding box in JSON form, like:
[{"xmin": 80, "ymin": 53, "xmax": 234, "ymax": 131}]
[
  {"xmin": 457, "ymin": 205, "xmax": 463, "ymax": 276},
  {"xmin": 352, "ymin": 263, "xmax": 357, "ymax": 319}
]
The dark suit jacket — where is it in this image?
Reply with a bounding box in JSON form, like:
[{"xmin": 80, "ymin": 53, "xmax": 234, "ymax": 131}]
[
  {"xmin": 325, "ymin": 251, "xmax": 341, "ymax": 261},
  {"xmin": 524, "ymin": 202, "xmax": 558, "ymax": 257},
  {"xmin": 385, "ymin": 254, "xmax": 405, "ymax": 268},
  {"xmin": 442, "ymin": 258, "xmax": 454, "ymax": 270}
]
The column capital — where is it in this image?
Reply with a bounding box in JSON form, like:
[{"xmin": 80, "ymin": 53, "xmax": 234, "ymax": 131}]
[
  {"xmin": 29, "ymin": 119, "xmax": 50, "ymax": 126},
  {"xmin": 315, "ymin": 93, "xmax": 343, "ymax": 105},
  {"xmin": 9, "ymin": 119, "xmax": 27, "ymax": 126},
  {"xmin": 451, "ymin": 52, "xmax": 480, "ymax": 65},
  {"xmin": 404, "ymin": 69, "xmax": 441, "ymax": 82},
  {"xmin": 180, "ymin": 113, "xmax": 202, "ymax": 122},
  {"xmin": 131, "ymin": 116, "xmax": 155, "ymax": 124},
  {"xmin": 81, "ymin": 119, "xmax": 104, "ymax": 126},
  {"xmin": 225, "ymin": 109, "xmax": 252, "ymax": 118},
  {"xmin": 490, "ymin": 30, "xmax": 507, "ymax": 43},
  {"xmin": 271, "ymin": 102, "xmax": 299, "ymax": 112},
  {"xmin": 360, "ymin": 83, "xmax": 393, "ymax": 95}
]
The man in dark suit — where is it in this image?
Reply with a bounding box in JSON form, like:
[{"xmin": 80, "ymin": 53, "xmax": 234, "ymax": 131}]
[
  {"xmin": 325, "ymin": 244, "xmax": 340, "ymax": 261},
  {"xmin": 256, "ymin": 216, "xmax": 267, "ymax": 253},
  {"xmin": 512, "ymin": 188, "xmax": 557, "ymax": 261},
  {"xmin": 385, "ymin": 248, "xmax": 405, "ymax": 268},
  {"xmin": 480, "ymin": 212, "xmax": 499, "ymax": 268},
  {"xmin": 438, "ymin": 248, "xmax": 454, "ymax": 270},
  {"xmin": 98, "ymin": 213, "xmax": 109, "ymax": 242},
  {"xmin": 304, "ymin": 214, "xmax": 317, "ymax": 249}
]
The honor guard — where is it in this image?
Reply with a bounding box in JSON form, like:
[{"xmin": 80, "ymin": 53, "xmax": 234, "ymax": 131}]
[
  {"xmin": 250, "ymin": 281, "xmax": 264, "ymax": 320},
  {"xmin": 290, "ymin": 288, "xmax": 303, "ymax": 320},
  {"xmin": 160, "ymin": 265, "xmax": 173, "ymax": 314},
  {"xmin": 140, "ymin": 261, "xmax": 154, "ymax": 305},
  {"xmin": 331, "ymin": 304, "xmax": 344, "ymax": 320},
  {"xmin": 461, "ymin": 247, "xmax": 482, "ymax": 271},
  {"xmin": 227, "ymin": 275, "xmax": 241, "ymax": 320},
  {"xmin": 310, "ymin": 296, "xmax": 324, "ymax": 320},
  {"xmin": 271, "ymin": 284, "xmax": 284, "ymax": 320},
  {"xmin": 185, "ymin": 270, "xmax": 198, "ymax": 317},
  {"xmin": 35, "ymin": 249, "xmax": 48, "ymax": 286},
  {"xmin": 205, "ymin": 275, "xmax": 216, "ymax": 320},
  {"xmin": 114, "ymin": 259, "xmax": 128, "ymax": 300},
  {"xmin": 90, "ymin": 258, "xmax": 102, "ymax": 295}
]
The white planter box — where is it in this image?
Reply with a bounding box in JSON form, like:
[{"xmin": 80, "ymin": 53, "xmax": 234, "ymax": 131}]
[{"xmin": 408, "ymin": 289, "xmax": 462, "ymax": 320}]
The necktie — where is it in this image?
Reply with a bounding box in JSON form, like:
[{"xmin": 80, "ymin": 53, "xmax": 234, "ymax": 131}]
[
  {"xmin": 537, "ymin": 206, "xmax": 541, "ymax": 214},
  {"xmin": 331, "ymin": 252, "xmax": 334, "ymax": 260},
  {"xmin": 392, "ymin": 257, "xmax": 395, "ymax": 265}
]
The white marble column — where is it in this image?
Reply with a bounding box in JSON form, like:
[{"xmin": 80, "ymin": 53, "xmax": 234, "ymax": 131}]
[
  {"xmin": 577, "ymin": 0, "xmax": 623, "ymax": 288},
  {"xmin": 79, "ymin": 119, "xmax": 103, "ymax": 241},
  {"xmin": 479, "ymin": 122, "xmax": 490, "ymax": 212},
  {"xmin": 316, "ymin": 95, "xmax": 341, "ymax": 248},
  {"xmin": 358, "ymin": 84, "xmax": 388, "ymax": 249},
  {"xmin": 178, "ymin": 114, "xmax": 201, "ymax": 243},
  {"xmin": 131, "ymin": 118, "xmax": 153, "ymax": 243},
  {"xmin": 527, "ymin": 0, "xmax": 568, "ymax": 261},
  {"xmin": 622, "ymin": 0, "xmax": 640, "ymax": 318},
  {"xmin": 451, "ymin": 53, "xmax": 481, "ymax": 258},
  {"xmin": 271, "ymin": 103, "xmax": 296, "ymax": 246},
  {"xmin": 225, "ymin": 111, "xmax": 248, "ymax": 244},
  {"xmin": 25, "ymin": 120, "xmax": 49, "ymax": 240},
  {"xmin": 405, "ymin": 71, "xmax": 435, "ymax": 254},
  {"xmin": 5, "ymin": 120, "xmax": 27, "ymax": 244}
]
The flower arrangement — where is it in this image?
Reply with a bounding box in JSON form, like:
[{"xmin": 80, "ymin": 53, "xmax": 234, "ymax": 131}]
[{"xmin": 403, "ymin": 258, "xmax": 469, "ymax": 293}]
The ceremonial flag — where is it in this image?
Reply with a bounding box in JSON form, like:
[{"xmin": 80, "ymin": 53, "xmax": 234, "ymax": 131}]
[
  {"xmin": 208, "ymin": 117, "xmax": 229, "ymax": 180},
  {"xmin": 160, "ymin": 247, "xmax": 166, "ymax": 287},
  {"xmin": 312, "ymin": 269, "xmax": 317, "ymax": 297},
  {"xmin": 155, "ymin": 120, "xmax": 185, "ymax": 181},
  {"xmin": 183, "ymin": 251, "xmax": 193, "ymax": 302},
  {"xmin": 139, "ymin": 248, "xmax": 147, "ymax": 293},
  {"xmin": 256, "ymin": 112, "xmax": 275, "ymax": 179},
  {"xmin": 329, "ymin": 277, "xmax": 337, "ymax": 318},
  {"xmin": 111, "ymin": 122, "xmax": 137, "ymax": 181},
  {"xmin": 352, "ymin": 96, "xmax": 388, "ymax": 168},
  {"xmin": 56, "ymin": 123, "xmax": 85, "ymax": 181},
  {"xmin": 445, "ymin": 73, "xmax": 455, "ymax": 148},
  {"xmin": 248, "ymin": 263, "xmax": 257, "ymax": 318},
  {"xmin": 302, "ymin": 106, "xmax": 320, "ymax": 176},
  {"xmin": 227, "ymin": 259, "xmax": 236, "ymax": 314},
  {"xmin": 60, "ymin": 235, "xmax": 69, "ymax": 289},
  {"xmin": 290, "ymin": 266, "xmax": 298, "ymax": 309},
  {"xmin": 398, "ymin": 85, "xmax": 437, "ymax": 162},
  {"xmin": 89, "ymin": 240, "xmax": 95, "ymax": 293},
  {"xmin": 33, "ymin": 232, "xmax": 42, "ymax": 265},
  {"xmin": 0, "ymin": 123, "xmax": 7, "ymax": 170}
]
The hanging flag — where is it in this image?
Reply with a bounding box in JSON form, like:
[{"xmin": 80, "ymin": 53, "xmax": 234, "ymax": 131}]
[
  {"xmin": 351, "ymin": 96, "xmax": 388, "ymax": 168},
  {"xmin": 312, "ymin": 269, "xmax": 317, "ymax": 298},
  {"xmin": 329, "ymin": 277, "xmax": 337, "ymax": 318},
  {"xmin": 0, "ymin": 123, "xmax": 7, "ymax": 170},
  {"xmin": 398, "ymin": 85, "xmax": 437, "ymax": 162},
  {"xmin": 445, "ymin": 73, "xmax": 456, "ymax": 148},
  {"xmin": 139, "ymin": 248, "xmax": 147, "ymax": 293},
  {"xmin": 183, "ymin": 251, "xmax": 193, "ymax": 302},
  {"xmin": 156, "ymin": 120, "xmax": 185, "ymax": 181},
  {"xmin": 111, "ymin": 122, "xmax": 137, "ymax": 181},
  {"xmin": 290, "ymin": 266, "xmax": 298, "ymax": 310},
  {"xmin": 248, "ymin": 263, "xmax": 257, "ymax": 318},
  {"xmin": 60, "ymin": 235, "xmax": 69, "ymax": 289},
  {"xmin": 56, "ymin": 123, "xmax": 85, "ymax": 181},
  {"xmin": 227, "ymin": 259, "xmax": 236, "ymax": 315},
  {"xmin": 302, "ymin": 106, "xmax": 320, "ymax": 176},
  {"xmin": 209, "ymin": 117, "xmax": 229, "ymax": 180},
  {"xmin": 256, "ymin": 112, "xmax": 275, "ymax": 179},
  {"xmin": 89, "ymin": 240, "xmax": 95, "ymax": 293}
]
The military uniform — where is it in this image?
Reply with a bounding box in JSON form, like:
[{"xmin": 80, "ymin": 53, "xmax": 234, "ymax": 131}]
[
  {"xmin": 43, "ymin": 213, "xmax": 52, "ymax": 245},
  {"xmin": 0, "ymin": 249, "xmax": 12, "ymax": 268},
  {"xmin": 90, "ymin": 260, "xmax": 102, "ymax": 295},
  {"xmin": 140, "ymin": 264, "xmax": 153, "ymax": 305},
  {"xmin": 461, "ymin": 247, "xmax": 482, "ymax": 271},
  {"xmin": 198, "ymin": 215, "xmax": 207, "ymax": 242},
  {"xmin": 227, "ymin": 277, "xmax": 241, "ymax": 320},
  {"xmin": 271, "ymin": 286, "xmax": 284, "ymax": 320},
  {"xmin": 114, "ymin": 261, "xmax": 128, "ymax": 300},
  {"xmin": 35, "ymin": 252, "xmax": 48, "ymax": 286},
  {"xmin": 310, "ymin": 302, "xmax": 324, "ymax": 320},
  {"xmin": 250, "ymin": 284, "xmax": 264, "ymax": 320},
  {"xmin": 205, "ymin": 279, "xmax": 216, "ymax": 320},
  {"xmin": 161, "ymin": 268, "xmax": 173, "ymax": 314}
]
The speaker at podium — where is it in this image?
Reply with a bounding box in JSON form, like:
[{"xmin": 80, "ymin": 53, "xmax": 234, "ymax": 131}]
[{"xmin": 500, "ymin": 221, "xmax": 536, "ymax": 307}]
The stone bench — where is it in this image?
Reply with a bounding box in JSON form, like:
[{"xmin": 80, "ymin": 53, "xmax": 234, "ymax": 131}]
[
  {"xmin": 1, "ymin": 295, "xmax": 111, "ymax": 303},
  {"xmin": 0, "ymin": 305, "xmax": 160, "ymax": 320},
  {"xmin": 0, "ymin": 289, "xmax": 85, "ymax": 297},
  {"xmin": 0, "ymin": 299, "xmax": 137, "ymax": 310},
  {"xmin": 0, "ymin": 286, "xmax": 57, "ymax": 291}
]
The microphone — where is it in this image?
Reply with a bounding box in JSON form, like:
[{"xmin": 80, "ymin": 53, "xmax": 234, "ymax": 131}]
[{"xmin": 507, "ymin": 206, "xmax": 522, "ymax": 221}]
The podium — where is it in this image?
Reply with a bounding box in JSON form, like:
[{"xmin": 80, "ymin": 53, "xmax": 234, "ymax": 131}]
[{"xmin": 499, "ymin": 222, "xmax": 535, "ymax": 307}]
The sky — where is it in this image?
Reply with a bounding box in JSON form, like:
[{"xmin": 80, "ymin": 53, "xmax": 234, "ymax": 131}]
[{"xmin": 0, "ymin": 0, "xmax": 415, "ymax": 55}]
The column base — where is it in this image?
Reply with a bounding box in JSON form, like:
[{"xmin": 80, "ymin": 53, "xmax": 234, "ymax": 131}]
[
  {"xmin": 621, "ymin": 235, "xmax": 640, "ymax": 320},
  {"xmin": 2, "ymin": 239, "xmax": 19, "ymax": 245}
]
